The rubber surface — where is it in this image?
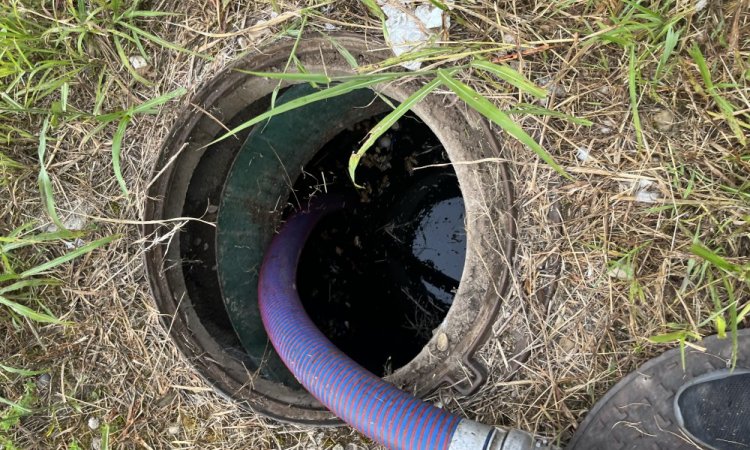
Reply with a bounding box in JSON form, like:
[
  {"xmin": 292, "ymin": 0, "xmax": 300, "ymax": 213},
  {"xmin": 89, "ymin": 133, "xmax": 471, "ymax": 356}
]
[
  {"xmin": 675, "ymin": 370, "xmax": 750, "ymax": 449},
  {"xmin": 258, "ymin": 200, "xmax": 463, "ymax": 450},
  {"xmin": 567, "ymin": 330, "xmax": 750, "ymax": 450}
]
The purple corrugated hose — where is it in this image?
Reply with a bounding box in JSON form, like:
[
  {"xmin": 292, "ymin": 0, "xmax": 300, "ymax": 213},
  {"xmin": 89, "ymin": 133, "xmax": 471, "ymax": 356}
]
[{"xmin": 258, "ymin": 199, "xmax": 548, "ymax": 450}]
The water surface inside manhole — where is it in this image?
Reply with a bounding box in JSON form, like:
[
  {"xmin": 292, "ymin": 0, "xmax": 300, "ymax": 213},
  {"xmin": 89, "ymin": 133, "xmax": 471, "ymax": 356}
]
[{"xmin": 291, "ymin": 113, "xmax": 466, "ymax": 376}]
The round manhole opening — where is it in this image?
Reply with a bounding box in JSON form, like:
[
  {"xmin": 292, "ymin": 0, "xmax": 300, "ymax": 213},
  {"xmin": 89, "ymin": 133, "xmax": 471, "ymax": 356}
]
[
  {"xmin": 288, "ymin": 98, "xmax": 465, "ymax": 377},
  {"xmin": 144, "ymin": 34, "xmax": 520, "ymax": 425}
]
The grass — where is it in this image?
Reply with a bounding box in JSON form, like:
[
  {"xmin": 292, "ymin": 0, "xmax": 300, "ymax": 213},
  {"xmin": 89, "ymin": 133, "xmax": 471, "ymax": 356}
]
[
  {"xmin": 0, "ymin": 0, "xmax": 748, "ymax": 448},
  {"xmin": 220, "ymin": 56, "xmax": 577, "ymax": 185},
  {"xmin": 1, "ymin": 0, "xmax": 191, "ymax": 196}
]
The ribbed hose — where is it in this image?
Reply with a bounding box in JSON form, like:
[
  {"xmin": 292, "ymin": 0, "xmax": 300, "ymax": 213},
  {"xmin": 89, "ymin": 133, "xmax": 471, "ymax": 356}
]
[{"xmin": 258, "ymin": 200, "xmax": 552, "ymax": 450}]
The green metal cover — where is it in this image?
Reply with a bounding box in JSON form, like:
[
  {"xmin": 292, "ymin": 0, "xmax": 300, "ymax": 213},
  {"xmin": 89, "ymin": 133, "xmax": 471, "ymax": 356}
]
[{"xmin": 216, "ymin": 84, "xmax": 379, "ymax": 385}]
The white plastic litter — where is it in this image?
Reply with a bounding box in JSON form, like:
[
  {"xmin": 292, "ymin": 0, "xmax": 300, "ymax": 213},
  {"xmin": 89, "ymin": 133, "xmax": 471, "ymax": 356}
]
[
  {"xmin": 87, "ymin": 416, "xmax": 100, "ymax": 430},
  {"xmin": 379, "ymin": 1, "xmax": 449, "ymax": 70},
  {"xmin": 576, "ymin": 147, "xmax": 590, "ymax": 162},
  {"xmin": 634, "ymin": 178, "xmax": 661, "ymax": 204},
  {"xmin": 129, "ymin": 55, "xmax": 148, "ymax": 70},
  {"xmin": 635, "ymin": 190, "xmax": 661, "ymax": 204}
]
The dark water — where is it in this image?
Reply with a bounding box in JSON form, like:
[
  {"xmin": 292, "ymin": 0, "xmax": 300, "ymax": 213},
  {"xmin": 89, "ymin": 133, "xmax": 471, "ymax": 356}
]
[{"xmin": 291, "ymin": 113, "xmax": 467, "ymax": 376}]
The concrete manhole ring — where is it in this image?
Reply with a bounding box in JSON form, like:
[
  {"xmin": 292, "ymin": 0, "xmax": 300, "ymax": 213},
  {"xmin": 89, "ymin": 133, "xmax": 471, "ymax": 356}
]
[{"xmin": 143, "ymin": 33, "xmax": 545, "ymax": 425}]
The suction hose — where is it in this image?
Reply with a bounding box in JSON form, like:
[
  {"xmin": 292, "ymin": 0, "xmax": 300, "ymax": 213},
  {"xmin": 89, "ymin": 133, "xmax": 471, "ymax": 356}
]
[{"xmin": 258, "ymin": 200, "xmax": 554, "ymax": 450}]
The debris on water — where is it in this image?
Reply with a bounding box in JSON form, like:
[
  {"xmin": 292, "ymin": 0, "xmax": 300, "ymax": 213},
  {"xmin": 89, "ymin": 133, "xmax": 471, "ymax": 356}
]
[
  {"xmin": 377, "ymin": 135, "xmax": 392, "ymax": 149},
  {"xmin": 292, "ymin": 113, "xmax": 465, "ymax": 375}
]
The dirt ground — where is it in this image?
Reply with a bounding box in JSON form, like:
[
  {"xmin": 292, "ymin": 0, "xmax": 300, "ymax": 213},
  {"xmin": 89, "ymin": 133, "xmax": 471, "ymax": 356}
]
[{"xmin": 1, "ymin": 1, "xmax": 749, "ymax": 449}]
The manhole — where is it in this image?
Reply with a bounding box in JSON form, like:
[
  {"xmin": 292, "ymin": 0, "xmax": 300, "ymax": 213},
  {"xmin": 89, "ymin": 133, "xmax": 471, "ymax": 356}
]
[{"xmin": 143, "ymin": 34, "xmax": 521, "ymax": 425}]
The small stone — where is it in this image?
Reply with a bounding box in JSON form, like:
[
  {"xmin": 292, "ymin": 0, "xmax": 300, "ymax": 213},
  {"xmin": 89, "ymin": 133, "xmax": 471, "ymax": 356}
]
[
  {"xmin": 332, "ymin": 445, "xmax": 344, "ymax": 450},
  {"xmin": 436, "ymin": 332, "xmax": 449, "ymax": 351},
  {"xmin": 377, "ymin": 135, "xmax": 392, "ymax": 149},
  {"xmin": 167, "ymin": 424, "xmax": 180, "ymax": 435},
  {"xmin": 87, "ymin": 416, "xmax": 100, "ymax": 430},
  {"xmin": 37, "ymin": 373, "xmax": 51, "ymax": 388},
  {"xmin": 652, "ymin": 109, "xmax": 675, "ymax": 132},
  {"xmin": 576, "ymin": 147, "xmax": 590, "ymax": 162}
]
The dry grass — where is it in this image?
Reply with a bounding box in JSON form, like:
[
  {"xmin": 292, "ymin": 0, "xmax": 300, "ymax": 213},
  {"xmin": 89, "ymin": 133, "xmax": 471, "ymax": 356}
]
[{"xmin": 1, "ymin": 0, "xmax": 749, "ymax": 448}]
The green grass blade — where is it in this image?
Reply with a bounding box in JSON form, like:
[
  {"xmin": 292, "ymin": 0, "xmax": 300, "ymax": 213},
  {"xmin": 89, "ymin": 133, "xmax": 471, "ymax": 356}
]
[
  {"xmin": 36, "ymin": 117, "xmax": 69, "ymax": 233},
  {"xmin": 236, "ymin": 70, "xmax": 332, "ymax": 84},
  {"xmin": 628, "ymin": 45, "xmax": 644, "ymax": 149},
  {"xmin": 118, "ymin": 21, "xmax": 210, "ymax": 60},
  {"xmin": 128, "ymin": 87, "xmax": 186, "ymax": 116},
  {"xmin": 121, "ymin": 10, "xmax": 176, "ymax": 19},
  {"xmin": 437, "ymin": 70, "xmax": 572, "ymax": 179},
  {"xmin": 691, "ymin": 243, "xmax": 742, "ymax": 274},
  {"xmin": 348, "ymin": 77, "xmax": 442, "ymax": 186},
  {"xmin": 737, "ymin": 301, "xmax": 750, "ymax": 323},
  {"xmin": 428, "ymin": 0, "xmax": 449, "ymax": 10},
  {"xmin": 689, "ymin": 44, "xmax": 746, "ymax": 145},
  {"xmin": 60, "ymin": 82, "xmax": 68, "ymax": 113},
  {"xmin": 19, "ymin": 235, "xmax": 119, "ymax": 278},
  {"xmin": 111, "ymin": 117, "xmax": 130, "ymax": 195},
  {"xmin": 655, "ymin": 26, "xmax": 679, "ymax": 80},
  {"xmin": 648, "ymin": 330, "xmax": 689, "ymax": 343},
  {"xmin": 101, "ymin": 424, "xmax": 110, "ymax": 450},
  {"xmin": 0, "ymin": 295, "xmax": 64, "ymax": 324},
  {"xmin": 0, "ymin": 365, "xmax": 46, "ymax": 377},
  {"xmin": 0, "ymin": 279, "xmax": 59, "ymax": 295},
  {"xmin": 205, "ymin": 76, "xmax": 395, "ymax": 148},
  {"xmin": 361, "ymin": 0, "xmax": 385, "ymax": 21},
  {"xmin": 0, "ymin": 396, "xmax": 31, "ymax": 414},
  {"xmin": 325, "ymin": 34, "xmax": 359, "ymax": 68},
  {"xmin": 235, "ymin": 70, "xmax": 434, "ymax": 84},
  {"xmin": 1, "ymin": 230, "xmax": 85, "ymax": 252},
  {"xmin": 471, "ymin": 60, "xmax": 547, "ymax": 99},
  {"xmin": 113, "ymin": 34, "xmax": 151, "ymax": 86}
]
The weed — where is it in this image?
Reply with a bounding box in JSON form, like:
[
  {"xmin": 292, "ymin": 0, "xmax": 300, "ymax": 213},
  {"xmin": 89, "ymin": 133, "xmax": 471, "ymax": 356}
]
[
  {"xmin": 216, "ymin": 53, "xmax": 578, "ymax": 185},
  {"xmin": 1, "ymin": 0, "xmax": 190, "ymax": 196}
]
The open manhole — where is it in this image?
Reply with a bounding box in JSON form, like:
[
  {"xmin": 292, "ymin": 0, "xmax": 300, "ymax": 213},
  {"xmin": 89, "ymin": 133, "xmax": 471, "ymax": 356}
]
[{"xmin": 144, "ymin": 34, "xmax": 523, "ymax": 425}]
